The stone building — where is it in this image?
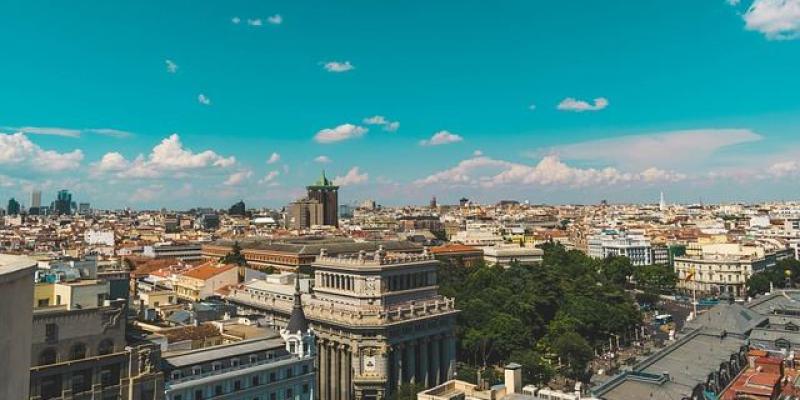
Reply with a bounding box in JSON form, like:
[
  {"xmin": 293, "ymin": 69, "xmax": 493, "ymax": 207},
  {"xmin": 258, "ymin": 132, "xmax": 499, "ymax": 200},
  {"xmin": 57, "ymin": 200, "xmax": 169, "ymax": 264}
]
[
  {"xmin": 28, "ymin": 298, "xmax": 164, "ymax": 400},
  {"xmin": 306, "ymin": 171, "xmax": 339, "ymax": 228},
  {"xmin": 226, "ymin": 246, "xmax": 459, "ymax": 400},
  {"xmin": 0, "ymin": 255, "xmax": 37, "ymax": 400}
]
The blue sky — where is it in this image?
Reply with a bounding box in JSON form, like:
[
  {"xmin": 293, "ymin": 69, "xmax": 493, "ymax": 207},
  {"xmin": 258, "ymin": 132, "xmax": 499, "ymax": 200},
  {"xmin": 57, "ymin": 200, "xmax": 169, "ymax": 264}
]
[{"xmin": 2, "ymin": 0, "xmax": 800, "ymax": 209}]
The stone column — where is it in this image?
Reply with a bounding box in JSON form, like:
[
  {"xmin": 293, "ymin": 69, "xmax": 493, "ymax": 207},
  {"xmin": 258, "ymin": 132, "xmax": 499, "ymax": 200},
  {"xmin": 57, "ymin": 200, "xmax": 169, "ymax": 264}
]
[
  {"xmin": 321, "ymin": 341, "xmax": 329, "ymax": 400},
  {"xmin": 419, "ymin": 338, "xmax": 430, "ymax": 387},
  {"xmin": 396, "ymin": 344, "xmax": 404, "ymax": 388},
  {"xmin": 340, "ymin": 345, "xmax": 349, "ymax": 400},
  {"xmin": 446, "ymin": 334, "xmax": 456, "ymax": 380},
  {"xmin": 430, "ymin": 338, "xmax": 441, "ymax": 386},
  {"xmin": 331, "ymin": 344, "xmax": 340, "ymax": 400},
  {"xmin": 406, "ymin": 341, "xmax": 417, "ymax": 384},
  {"xmin": 316, "ymin": 342, "xmax": 322, "ymax": 400}
]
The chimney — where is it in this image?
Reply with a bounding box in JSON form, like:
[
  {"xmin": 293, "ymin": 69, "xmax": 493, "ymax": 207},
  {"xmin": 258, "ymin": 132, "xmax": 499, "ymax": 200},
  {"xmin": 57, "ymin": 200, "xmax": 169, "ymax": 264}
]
[{"xmin": 504, "ymin": 363, "xmax": 522, "ymax": 394}]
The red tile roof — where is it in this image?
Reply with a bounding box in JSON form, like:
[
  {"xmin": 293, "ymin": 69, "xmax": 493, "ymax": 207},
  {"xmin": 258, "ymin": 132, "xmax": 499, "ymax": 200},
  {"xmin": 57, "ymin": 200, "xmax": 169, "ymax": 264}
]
[{"xmin": 181, "ymin": 263, "xmax": 236, "ymax": 281}]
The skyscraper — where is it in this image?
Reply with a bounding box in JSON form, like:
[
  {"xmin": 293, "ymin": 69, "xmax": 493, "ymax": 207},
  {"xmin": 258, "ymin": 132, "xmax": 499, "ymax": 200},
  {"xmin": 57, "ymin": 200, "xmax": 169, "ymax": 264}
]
[
  {"xmin": 30, "ymin": 190, "xmax": 41, "ymax": 209},
  {"xmin": 306, "ymin": 171, "xmax": 339, "ymax": 227},
  {"xmin": 659, "ymin": 191, "xmax": 666, "ymax": 211},
  {"xmin": 54, "ymin": 189, "xmax": 72, "ymax": 215},
  {"xmin": 6, "ymin": 198, "xmax": 20, "ymax": 215}
]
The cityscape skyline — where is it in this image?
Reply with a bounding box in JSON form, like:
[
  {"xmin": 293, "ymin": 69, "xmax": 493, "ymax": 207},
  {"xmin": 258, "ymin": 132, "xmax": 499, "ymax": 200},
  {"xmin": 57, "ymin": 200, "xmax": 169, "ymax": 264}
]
[{"xmin": 3, "ymin": 1, "xmax": 800, "ymax": 208}]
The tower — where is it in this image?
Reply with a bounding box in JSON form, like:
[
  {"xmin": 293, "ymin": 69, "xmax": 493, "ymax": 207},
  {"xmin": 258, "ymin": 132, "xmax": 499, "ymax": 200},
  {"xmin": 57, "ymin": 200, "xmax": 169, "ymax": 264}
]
[
  {"xmin": 659, "ymin": 191, "xmax": 666, "ymax": 212},
  {"xmin": 280, "ymin": 274, "xmax": 315, "ymax": 359},
  {"xmin": 306, "ymin": 171, "xmax": 339, "ymax": 227}
]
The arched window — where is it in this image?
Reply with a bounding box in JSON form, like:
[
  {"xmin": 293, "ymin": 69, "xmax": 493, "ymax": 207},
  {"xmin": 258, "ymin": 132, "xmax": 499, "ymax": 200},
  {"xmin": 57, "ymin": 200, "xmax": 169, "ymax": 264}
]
[
  {"xmin": 38, "ymin": 347, "xmax": 57, "ymax": 365},
  {"xmin": 97, "ymin": 339, "xmax": 114, "ymax": 355},
  {"xmin": 69, "ymin": 343, "xmax": 87, "ymax": 360}
]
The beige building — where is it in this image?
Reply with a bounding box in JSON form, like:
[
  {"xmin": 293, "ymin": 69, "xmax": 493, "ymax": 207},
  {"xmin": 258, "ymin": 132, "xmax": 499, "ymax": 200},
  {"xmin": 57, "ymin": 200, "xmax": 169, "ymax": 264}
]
[
  {"xmin": 482, "ymin": 245, "xmax": 543, "ymax": 267},
  {"xmin": 174, "ymin": 262, "xmax": 238, "ymax": 301},
  {"xmin": 0, "ymin": 255, "xmax": 37, "ymax": 400},
  {"xmin": 227, "ymin": 246, "xmax": 459, "ymax": 400},
  {"xmin": 675, "ymin": 243, "xmax": 773, "ymax": 298},
  {"xmin": 289, "ymin": 198, "xmax": 324, "ymax": 229}
]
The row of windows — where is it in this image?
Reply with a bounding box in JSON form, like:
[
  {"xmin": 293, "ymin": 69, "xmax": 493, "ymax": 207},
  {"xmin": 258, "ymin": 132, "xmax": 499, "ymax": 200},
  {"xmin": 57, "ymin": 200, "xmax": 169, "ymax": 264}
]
[
  {"xmin": 38, "ymin": 339, "xmax": 115, "ymax": 366},
  {"xmin": 171, "ymin": 377, "xmax": 311, "ymax": 400}
]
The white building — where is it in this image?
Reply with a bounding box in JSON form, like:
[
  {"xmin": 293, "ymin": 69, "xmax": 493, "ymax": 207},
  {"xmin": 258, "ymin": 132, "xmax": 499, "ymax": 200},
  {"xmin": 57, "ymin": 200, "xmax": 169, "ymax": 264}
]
[
  {"xmin": 85, "ymin": 229, "xmax": 115, "ymax": 246},
  {"xmin": 587, "ymin": 230, "xmax": 653, "ymax": 266},
  {"xmin": 674, "ymin": 243, "xmax": 773, "ymax": 298},
  {"xmin": 483, "ymin": 245, "xmax": 543, "ymax": 267}
]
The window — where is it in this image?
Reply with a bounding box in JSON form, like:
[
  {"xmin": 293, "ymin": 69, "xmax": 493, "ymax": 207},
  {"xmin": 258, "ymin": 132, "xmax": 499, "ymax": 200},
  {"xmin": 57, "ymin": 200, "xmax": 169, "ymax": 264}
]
[
  {"xmin": 55, "ymin": 295, "xmax": 61, "ymax": 305},
  {"xmin": 286, "ymin": 367, "xmax": 293, "ymax": 378},
  {"xmin": 234, "ymin": 380, "xmax": 242, "ymax": 391},
  {"xmin": 71, "ymin": 368, "xmax": 92, "ymax": 394},
  {"xmin": 215, "ymin": 385, "xmax": 223, "ymax": 396},
  {"xmin": 192, "ymin": 366, "xmax": 202, "ymax": 375},
  {"xmin": 212, "ymin": 362, "xmax": 222, "ymax": 371},
  {"xmin": 41, "ymin": 375, "xmax": 62, "ymax": 400},
  {"xmin": 270, "ymin": 372, "xmax": 276, "ymax": 382},
  {"xmin": 252, "ymin": 375, "xmax": 260, "ymax": 386},
  {"xmin": 286, "ymin": 389, "xmax": 293, "ymax": 399},
  {"xmin": 38, "ymin": 298, "xmax": 50, "ymax": 307},
  {"xmin": 302, "ymin": 365, "xmax": 309, "ymax": 374},
  {"xmin": 45, "ymin": 323, "xmax": 58, "ymax": 343},
  {"xmin": 250, "ymin": 354, "xmax": 258, "ymax": 363},
  {"xmin": 98, "ymin": 339, "xmax": 114, "ymax": 355},
  {"xmin": 194, "ymin": 390, "xmax": 203, "ymax": 400},
  {"xmin": 38, "ymin": 348, "xmax": 57, "ymax": 365},
  {"xmin": 69, "ymin": 343, "xmax": 87, "ymax": 360},
  {"xmin": 171, "ymin": 371, "xmax": 182, "ymax": 380},
  {"xmin": 270, "ymin": 393, "xmax": 277, "ymax": 400},
  {"xmin": 174, "ymin": 396, "xmax": 182, "ymax": 400},
  {"xmin": 231, "ymin": 358, "xmax": 240, "ymax": 367},
  {"xmin": 303, "ymin": 384, "xmax": 309, "ymax": 394}
]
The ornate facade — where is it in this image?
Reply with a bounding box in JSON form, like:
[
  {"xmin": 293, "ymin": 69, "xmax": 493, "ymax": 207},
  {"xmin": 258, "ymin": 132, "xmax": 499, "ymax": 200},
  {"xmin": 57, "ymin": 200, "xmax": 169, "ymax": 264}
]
[{"xmin": 226, "ymin": 246, "xmax": 458, "ymax": 400}]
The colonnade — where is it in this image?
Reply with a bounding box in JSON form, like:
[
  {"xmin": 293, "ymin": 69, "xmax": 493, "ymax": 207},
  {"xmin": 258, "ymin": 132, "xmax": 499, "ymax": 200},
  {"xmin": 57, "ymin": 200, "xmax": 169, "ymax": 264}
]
[
  {"xmin": 389, "ymin": 334, "xmax": 456, "ymax": 392},
  {"xmin": 316, "ymin": 340, "xmax": 353, "ymax": 400}
]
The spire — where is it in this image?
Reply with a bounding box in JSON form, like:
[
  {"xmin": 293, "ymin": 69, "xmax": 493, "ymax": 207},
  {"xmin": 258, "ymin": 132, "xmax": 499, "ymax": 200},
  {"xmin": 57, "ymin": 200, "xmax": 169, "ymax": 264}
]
[{"xmin": 285, "ymin": 273, "xmax": 309, "ymax": 333}]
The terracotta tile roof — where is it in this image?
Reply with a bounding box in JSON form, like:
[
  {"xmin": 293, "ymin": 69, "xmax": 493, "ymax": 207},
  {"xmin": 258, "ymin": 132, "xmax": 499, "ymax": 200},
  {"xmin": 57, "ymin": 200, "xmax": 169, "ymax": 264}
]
[
  {"xmin": 430, "ymin": 243, "xmax": 482, "ymax": 254},
  {"xmin": 162, "ymin": 324, "xmax": 220, "ymax": 343},
  {"xmin": 181, "ymin": 262, "xmax": 236, "ymax": 281}
]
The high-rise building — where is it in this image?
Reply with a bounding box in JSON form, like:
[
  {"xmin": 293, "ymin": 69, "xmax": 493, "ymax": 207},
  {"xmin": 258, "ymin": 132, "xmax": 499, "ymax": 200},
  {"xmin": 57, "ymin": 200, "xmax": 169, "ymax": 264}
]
[
  {"xmin": 78, "ymin": 202, "xmax": 91, "ymax": 215},
  {"xmin": 30, "ymin": 190, "xmax": 41, "ymax": 215},
  {"xmin": 289, "ymin": 198, "xmax": 324, "ymax": 229},
  {"xmin": 229, "ymin": 200, "xmax": 246, "ymax": 216},
  {"xmin": 54, "ymin": 189, "xmax": 72, "ymax": 215},
  {"xmin": 7, "ymin": 198, "xmax": 20, "ymax": 215},
  {"xmin": 659, "ymin": 191, "xmax": 666, "ymax": 211},
  {"xmin": 306, "ymin": 171, "xmax": 339, "ymax": 227}
]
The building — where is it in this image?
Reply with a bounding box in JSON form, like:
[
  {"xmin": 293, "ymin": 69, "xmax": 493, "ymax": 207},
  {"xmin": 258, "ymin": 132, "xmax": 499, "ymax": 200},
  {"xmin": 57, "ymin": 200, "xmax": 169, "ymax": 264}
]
[
  {"xmin": 143, "ymin": 243, "xmax": 203, "ymax": 261},
  {"xmin": 587, "ymin": 230, "xmax": 653, "ymax": 266},
  {"xmin": 675, "ymin": 243, "xmax": 773, "ymax": 298},
  {"xmin": 203, "ymin": 239, "xmax": 423, "ymax": 274},
  {"xmin": 29, "ymin": 298, "xmax": 164, "ymax": 399},
  {"xmin": 54, "ymin": 189, "xmax": 72, "ymax": 215},
  {"xmin": 430, "ymin": 244, "xmax": 484, "ymax": 268},
  {"xmin": 78, "ymin": 202, "xmax": 91, "ymax": 215},
  {"xmin": 162, "ymin": 334, "xmax": 315, "ymax": 400},
  {"xmin": 229, "ymin": 200, "xmax": 246, "ymax": 216},
  {"xmin": 289, "ymin": 198, "xmax": 324, "ymax": 230},
  {"xmin": 7, "ymin": 197, "xmax": 21, "ymax": 215},
  {"xmin": 306, "ymin": 171, "xmax": 339, "ymax": 227},
  {"xmin": 174, "ymin": 262, "xmax": 238, "ymax": 301},
  {"xmin": 31, "ymin": 190, "xmax": 42, "ymax": 209},
  {"xmin": 482, "ymin": 245, "xmax": 543, "ymax": 267},
  {"xmin": 0, "ymin": 255, "xmax": 37, "ymax": 400},
  {"xmin": 194, "ymin": 214, "xmax": 220, "ymax": 230},
  {"xmin": 226, "ymin": 246, "xmax": 459, "ymax": 400}
]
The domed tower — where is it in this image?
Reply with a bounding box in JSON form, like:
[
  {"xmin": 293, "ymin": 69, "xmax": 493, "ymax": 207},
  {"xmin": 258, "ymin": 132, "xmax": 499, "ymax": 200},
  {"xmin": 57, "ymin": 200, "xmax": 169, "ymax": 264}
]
[{"xmin": 280, "ymin": 274, "xmax": 315, "ymax": 358}]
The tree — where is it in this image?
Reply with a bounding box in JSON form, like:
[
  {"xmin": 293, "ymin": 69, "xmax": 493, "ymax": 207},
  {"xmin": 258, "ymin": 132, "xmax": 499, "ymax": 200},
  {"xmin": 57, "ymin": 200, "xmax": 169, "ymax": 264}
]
[
  {"xmin": 509, "ymin": 349, "xmax": 555, "ymax": 385},
  {"xmin": 550, "ymin": 332, "xmax": 593, "ymax": 380},
  {"xmin": 390, "ymin": 383, "xmax": 425, "ymax": 400},
  {"xmin": 221, "ymin": 241, "xmax": 248, "ymax": 266}
]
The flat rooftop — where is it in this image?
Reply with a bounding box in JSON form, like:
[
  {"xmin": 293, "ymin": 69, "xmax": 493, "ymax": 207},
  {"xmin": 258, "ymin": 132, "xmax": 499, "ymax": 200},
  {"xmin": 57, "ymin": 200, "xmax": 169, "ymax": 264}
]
[{"xmin": 0, "ymin": 254, "xmax": 37, "ymax": 277}]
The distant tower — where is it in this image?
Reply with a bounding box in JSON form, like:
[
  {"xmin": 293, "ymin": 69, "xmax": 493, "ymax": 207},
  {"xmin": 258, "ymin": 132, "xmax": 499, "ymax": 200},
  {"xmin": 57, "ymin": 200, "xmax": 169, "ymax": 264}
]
[
  {"xmin": 306, "ymin": 171, "xmax": 339, "ymax": 227},
  {"xmin": 280, "ymin": 275, "xmax": 315, "ymax": 359},
  {"xmin": 659, "ymin": 191, "xmax": 666, "ymax": 211},
  {"xmin": 430, "ymin": 196, "xmax": 438, "ymax": 209}
]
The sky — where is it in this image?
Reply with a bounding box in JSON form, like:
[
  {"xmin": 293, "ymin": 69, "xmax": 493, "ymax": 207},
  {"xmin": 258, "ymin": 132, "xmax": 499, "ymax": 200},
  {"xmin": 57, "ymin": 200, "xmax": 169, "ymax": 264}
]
[{"xmin": 2, "ymin": 0, "xmax": 800, "ymax": 209}]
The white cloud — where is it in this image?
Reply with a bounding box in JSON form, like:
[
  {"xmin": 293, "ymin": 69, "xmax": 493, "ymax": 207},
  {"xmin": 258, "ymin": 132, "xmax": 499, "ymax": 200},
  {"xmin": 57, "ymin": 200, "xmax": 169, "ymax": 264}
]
[
  {"xmin": 231, "ymin": 17, "xmax": 241, "ymax": 24},
  {"xmin": 544, "ymin": 129, "xmax": 762, "ymax": 170},
  {"xmin": 0, "ymin": 132, "xmax": 83, "ymax": 171},
  {"xmin": 0, "ymin": 126, "xmax": 133, "ymax": 138},
  {"xmin": 92, "ymin": 134, "xmax": 235, "ymax": 179},
  {"xmin": 198, "ymin": 94, "xmax": 211, "ymax": 105},
  {"xmin": 362, "ymin": 115, "xmax": 400, "ymax": 132},
  {"xmin": 314, "ymin": 155, "xmax": 331, "ymax": 163},
  {"xmin": 267, "ymin": 152, "xmax": 281, "ymax": 164},
  {"xmin": 473, "ymin": 150, "xmax": 484, "ymax": 157},
  {"xmin": 323, "ymin": 61, "xmax": 354, "ymax": 73},
  {"xmin": 267, "ymin": 14, "xmax": 283, "ymax": 24},
  {"xmin": 260, "ymin": 170, "xmax": 280, "ymax": 184},
  {"xmin": 529, "ymin": 104, "xmax": 537, "ymax": 111},
  {"xmin": 414, "ymin": 154, "xmax": 686, "ymax": 188},
  {"xmin": 420, "ymin": 130, "xmax": 463, "ymax": 146},
  {"xmin": 768, "ymin": 160, "xmax": 800, "ymax": 176},
  {"xmin": 165, "ymin": 59, "xmax": 178, "ymax": 73},
  {"xmin": 247, "ymin": 18, "xmax": 263, "ymax": 26},
  {"xmin": 743, "ymin": 0, "xmax": 800, "ymax": 40},
  {"xmin": 314, "ymin": 124, "xmax": 367, "ymax": 143},
  {"xmin": 334, "ymin": 167, "xmax": 368, "ymax": 186},
  {"xmin": 556, "ymin": 97, "xmax": 609, "ymax": 112},
  {"xmin": 224, "ymin": 170, "xmax": 253, "ymax": 186}
]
